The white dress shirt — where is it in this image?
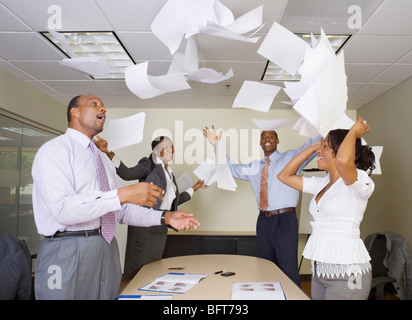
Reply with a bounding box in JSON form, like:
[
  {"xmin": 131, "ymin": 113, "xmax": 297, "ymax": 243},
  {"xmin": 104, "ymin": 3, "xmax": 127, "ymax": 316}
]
[{"xmin": 32, "ymin": 128, "xmax": 163, "ymax": 236}]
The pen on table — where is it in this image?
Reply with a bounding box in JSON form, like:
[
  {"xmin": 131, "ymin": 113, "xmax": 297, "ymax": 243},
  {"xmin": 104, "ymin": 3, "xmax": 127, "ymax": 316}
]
[
  {"xmin": 168, "ymin": 267, "xmax": 185, "ymax": 270},
  {"xmin": 214, "ymin": 270, "xmax": 223, "ymax": 274}
]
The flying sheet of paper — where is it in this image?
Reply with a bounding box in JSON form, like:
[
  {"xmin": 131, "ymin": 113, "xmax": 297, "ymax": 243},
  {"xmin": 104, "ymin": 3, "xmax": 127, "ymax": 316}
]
[
  {"xmin": 293, "ymin": 51, "xmax": 347, "ymax": 137},
  {"xmin": 193, "ymin": 158, "xmax": 217, "ymax": 186},
  {"xmin": 284, "ymin": 29, "xmax": 336, "ymax": 102},
  {"xmin": 168, "ymin": 39, "xmax": 234, "ymax": 84},
  {"xmin": 232, "ymin": 81, "xmax": 281, "ymax": 112},
  {"xmin": 371, "ymin": 146, "xmax": 383, "ymax": 175},
  {"xmin": 293, "ymin": 117, "xmax": 320, "ymax": 138},
  {"xmin": 257, "ymin": 22, "xmax": 309, "ymax": 75},
  {"xmin": 125, "ymin": 62, "xmax": 190, "ymax": 99},
  {"xmin": 107, "ymin": 112, "xmax": 146, "ymax": 151},
  {"xmin": 215, "ymin": 139, "xmax": 237, "ymax": 191},
  {"xmin": 252, "ymin": 118, "xmax": 297, "ymax": 131},
  {"xmin": 198, "ymin": 15, "xmax": 261, "ymax": 44},
  {"xmin": 176, "ymin": 172, "xmax": 194, "ymax": 191},
  {"xmin": 151, "ymin": 0, "xmax": 263, "ymax": 54},
  {"xmin": 47, "ymin": 28, "xmax": 115, "ymax": 77},
  {"xmin": 186, "ymin": 67, "xmax": 234, "ymax": 83},
  {"xmin": 59, "ymin": 57, "xmax": 115, "ymax": 77}
]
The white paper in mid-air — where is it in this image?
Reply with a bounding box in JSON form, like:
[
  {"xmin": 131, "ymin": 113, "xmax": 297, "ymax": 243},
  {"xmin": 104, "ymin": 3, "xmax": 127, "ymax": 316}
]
[
  {"xmin": 151, "ymin": 0, "xmax": 263, "ymax": 54},
  {"xmin": 59, "ymin": 57, "xmax": 115, "ymax": 77},
  {"xmin": 257, "ymin": 22, "xmax": 309, "ymax": 75},
  {"xmin": 293, "ymin": 117, "xmax": 320, "ymax": 138},
  {"xmin": 284, "ymin": 29, "xmax": 336, "ymax": 102},
  {"xmin": 193, "ymin": 158, "xmax": 217, "ymax": 186},
  {"xmin": 125, "ymin": 62, "xmax": 190, "ymax": 99},
  {"xmin": 47, "ymin": 28, "xmax": 115, "ymax": 77},
  {"xmin": 107, "ymin": 112, "xmax": 146, "ymax": 151},
  {"xmin": 215, "ymin": 139, "xmax": 237, "ymax": 191},
  {"xmin": 293, "ymin": 51, "xmax": 347, "ymax": 137},
  {"xmin": 232, "ymin": 81, "xmax": 281, "ymax": 112},
  {"xmin": 252, "ymin": 118, "xmax": 297, "ymax": 131},
  {"xmin": 168, "ymin": 38, "xmax": 234, "ymax": 84},
  {"xmin": 176, "ymin": 172, "xmax": 194, "ymax": 191}
]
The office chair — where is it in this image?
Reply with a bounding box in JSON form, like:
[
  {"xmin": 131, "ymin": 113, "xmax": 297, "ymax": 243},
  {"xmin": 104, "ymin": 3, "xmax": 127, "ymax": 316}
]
[
  {"xmin": 0, "ymin": 234, "xmax": 33, "ymax": 300},
  {"xmin": 366, "ymin": 233, "xmax": 397, "ymax": 300}
]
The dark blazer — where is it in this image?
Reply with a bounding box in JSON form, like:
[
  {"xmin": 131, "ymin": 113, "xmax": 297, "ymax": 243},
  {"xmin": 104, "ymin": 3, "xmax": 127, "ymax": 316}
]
[
  {"xmin": 0, "ymin": 234, "xmax": 32, "ymax": 300},
  {"xmin": 116, "ymin": 156, "xmax": 191, "ymax": 211}
]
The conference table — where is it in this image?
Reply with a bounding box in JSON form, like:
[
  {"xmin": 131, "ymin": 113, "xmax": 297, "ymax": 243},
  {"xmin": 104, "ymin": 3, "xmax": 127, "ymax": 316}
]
[{"xmin": 119, "ymin": 254, "xmax": 309, "ymax": 300}]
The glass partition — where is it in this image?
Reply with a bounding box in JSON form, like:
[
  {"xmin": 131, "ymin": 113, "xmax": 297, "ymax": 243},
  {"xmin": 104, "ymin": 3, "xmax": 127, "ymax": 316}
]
[{"xmin": 0, "ymin": 114, "xmax": 58, "ymax": 256}]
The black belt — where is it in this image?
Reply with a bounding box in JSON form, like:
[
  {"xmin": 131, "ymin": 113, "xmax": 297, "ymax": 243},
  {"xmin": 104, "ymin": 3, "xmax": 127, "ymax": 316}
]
[
  {"xmin": 47, "ymin": 228, "xmax": 101, "ymax": 238},
  {"xmin": 259, "ymin": 207, "xmax": 295, "ymax": 217}
]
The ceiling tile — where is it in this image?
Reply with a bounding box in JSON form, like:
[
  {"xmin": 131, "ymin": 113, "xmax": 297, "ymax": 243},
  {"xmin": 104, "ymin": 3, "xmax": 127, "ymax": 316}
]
[
  {"xmin": 42, "ymin": 80, "xmax": 110, "ymax": 95},
  {"xmin": 1, "ymin": 0, "xmax": 111, "ymax": 31},
  {"xmin": 344, "ymin": 35, "xmax": 412, "ymax": 63},
  {"xmin": 352, "ymin": 83, "xmax": 398, "ymax": 97},
  {"xmin": 0, "ymin": 60, "xmax": 35, "ymax": 80},
  {"xmin": 359, "ymin": 0, "xmax": 412, "ymax": 36},
  {"xmin": 0, "ymin": 3, "xmax": 31, "ymax": 31},
  {"xmin": 345, "ymin": 63, "xmax": 390, "ymax": 83},
  {"xmin": 117, "ymin": 32, "xmax": 173, "ymax": 61},
  {"xmin": 371, "ymin": 64, "xmax": 412, "ymax": 83},
  {"xmin": 10, "ymin": 60, "xmax": 91, "ymax": 80},
  {"xmin": 96, "ymin": 0, "xmax": 166, "ymax": 31},
  {"xmin": 0, "ymin": 32, "xmax": 65, "ymax": 60},
  {"xmin": 280, "ymin": 0, "xmax": 382, "ymax": 34}
]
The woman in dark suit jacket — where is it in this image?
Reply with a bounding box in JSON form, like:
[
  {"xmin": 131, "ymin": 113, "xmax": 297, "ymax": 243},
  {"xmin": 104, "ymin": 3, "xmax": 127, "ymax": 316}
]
[{"xmin": 95, "ymin": 135, "xmax": 205, "ymax": 280}]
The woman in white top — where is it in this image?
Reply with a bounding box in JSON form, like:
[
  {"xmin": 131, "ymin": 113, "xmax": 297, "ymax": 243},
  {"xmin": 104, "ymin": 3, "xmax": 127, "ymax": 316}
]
[{"xmin": 278, "ymin": 118, "xmax": 376, "ymax": 300}]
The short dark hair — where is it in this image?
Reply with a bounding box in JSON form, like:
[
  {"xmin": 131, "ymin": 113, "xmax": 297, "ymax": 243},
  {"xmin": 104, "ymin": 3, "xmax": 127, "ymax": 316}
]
[{"xmin": 67, "ymin": 95, "xmax": 82, "ymax": 122}]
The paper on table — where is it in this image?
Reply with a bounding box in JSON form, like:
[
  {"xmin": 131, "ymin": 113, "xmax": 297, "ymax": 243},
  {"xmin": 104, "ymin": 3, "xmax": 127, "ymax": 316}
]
[
  {"xmin": 232, "ymin": 81, "xmax": 281, "ymax": 112},
  {"xmin": 215, "ymin": 140, "xmax": 237, "ymax": 191},
  {"xmin": 252, "ymin": 118, "xmax": 297, "ymax": 131},
  {"xmin": 176, "ymin": 172, "xmax": 194, "ymax": 191},
  {"xmin": 107, "ymin": 112, "xmax": 146, "ymax": 151},
  {"xmin": 231, "ymin": 282, "xmax": 286, "ymax": 300},
  {"xmin": 125, "ymin": 62, "xmax": 190, "ymax": 99},
  {"xmin": 139, "ymin": 273, "xmax": 208, "ymax": 294},
  {"xmin": 193, "ymin": 158, "xmax": 217, "ymax": 186},
  {"xmin": 257, "ymin": 22, "xmax": 309, "ymax": 75}
]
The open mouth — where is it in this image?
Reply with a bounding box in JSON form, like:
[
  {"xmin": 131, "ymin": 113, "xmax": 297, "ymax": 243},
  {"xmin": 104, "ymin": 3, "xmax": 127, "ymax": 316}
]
[{"xmin": 97, "ymin": 114, "xmax": 106, "ymax": 122}]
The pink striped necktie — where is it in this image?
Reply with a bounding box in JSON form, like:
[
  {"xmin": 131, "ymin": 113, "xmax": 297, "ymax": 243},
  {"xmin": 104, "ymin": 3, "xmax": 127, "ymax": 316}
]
[
  {"xmin": 89, "ymin": 141, "xmax": 116, "ymax": 243},
  {"xmin": 260, "ymin": 157, "xmax": 270, "ymax": 211}
]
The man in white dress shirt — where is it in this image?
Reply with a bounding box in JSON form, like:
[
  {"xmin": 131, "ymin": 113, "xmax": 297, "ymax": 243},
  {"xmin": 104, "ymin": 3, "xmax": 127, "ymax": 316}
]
[{"xmin": 32, "ymin": 94, "xmax": 200, "ymax": 299}]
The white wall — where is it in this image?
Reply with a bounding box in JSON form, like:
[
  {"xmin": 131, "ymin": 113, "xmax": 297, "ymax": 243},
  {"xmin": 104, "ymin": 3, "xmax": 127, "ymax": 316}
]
[
  {"xmin": 358, "ymin": 76, "xmax": 412, "ymax": 249},
  {"xmin": 101, "ymin": 107, "xmax": 356, "ymax": 272}
]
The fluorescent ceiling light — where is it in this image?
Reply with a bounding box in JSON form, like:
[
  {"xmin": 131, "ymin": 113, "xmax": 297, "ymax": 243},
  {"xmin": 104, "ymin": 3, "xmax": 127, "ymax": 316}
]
[
  {"xmin": 262, "ymin": 34, "xmax": 350, "ymax": 81},
  {"xmin": 41, "ymin": 31, "xmax": 135, "ymax": 79},
  {"xmin": 2, "ymin": 127, "xmax": 49, "ymax": 137}
]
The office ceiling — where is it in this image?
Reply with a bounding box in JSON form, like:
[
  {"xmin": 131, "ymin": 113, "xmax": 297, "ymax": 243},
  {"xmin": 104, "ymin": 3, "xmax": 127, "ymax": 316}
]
[{"xmin": 0, "ymin": 0, "xmax": 411, "ymax": 110}]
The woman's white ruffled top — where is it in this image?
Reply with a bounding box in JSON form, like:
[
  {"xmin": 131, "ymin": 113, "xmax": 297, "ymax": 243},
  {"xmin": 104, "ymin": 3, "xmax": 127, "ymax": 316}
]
[{"xmin": 302, "ymin": 169, "xmax": 374, "ymax": 277}]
